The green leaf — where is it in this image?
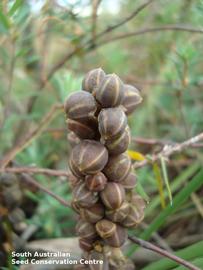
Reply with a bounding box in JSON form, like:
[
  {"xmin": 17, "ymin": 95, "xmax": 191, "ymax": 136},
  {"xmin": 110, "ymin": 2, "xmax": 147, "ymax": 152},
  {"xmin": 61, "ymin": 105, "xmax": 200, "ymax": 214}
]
[
  {"xmin": 127, "ymin": 169, "xmax": 203, "ymax": 257},
  {"xmin": 0, "ymin": 8, "xmax": 10, "ymax": 31},
  {"xmin": 9, "ymin": 0, "xmax": 23, "ymax": 16},
  {"xmin": 160, "ymin": 156, "xmax": 173, "ymax": 205},
  {"xmin": 141, "ymin": 241, "xmax": 203, "ymax": 270},
  {"xmin": 152, "ymin": 162, "xmax": 166, "ymax": 209},
  {"xmin": 145, "ymin": 163, "xmax": 199, "ymax": 215}
]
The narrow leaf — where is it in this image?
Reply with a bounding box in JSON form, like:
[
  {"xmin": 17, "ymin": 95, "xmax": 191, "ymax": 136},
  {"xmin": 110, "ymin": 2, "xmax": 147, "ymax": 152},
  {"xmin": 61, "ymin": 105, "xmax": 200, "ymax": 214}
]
[
  {"xmin": 9, "ymin": 0, "xmax": 23, "ymax": 16},
  {"xmin": 152, "ymin": 162, "xmax": 166, "ymax": 209},
  {"xmin": 127, "ymin": 169, "xmax": 203, "ymax": 257},
  {"xmin": 0, "ymin": 9, "xmax": 10, "ymax": 30},
  {"xmin": 160, "ymin": 156, "xmax": 172, "ymax": 205}
]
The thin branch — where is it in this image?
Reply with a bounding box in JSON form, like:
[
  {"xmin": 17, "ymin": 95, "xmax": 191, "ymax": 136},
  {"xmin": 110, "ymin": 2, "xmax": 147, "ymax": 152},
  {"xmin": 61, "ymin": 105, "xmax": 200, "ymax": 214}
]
[
  {"xmin": 0, "ymin": 104, "xmax": 63, "ymax": 169},
  {"xmin": 99, "ymin": 25, "xmax": 203, "ymax": 45},
  {"xmin": 128, "ymin": 235, "xmax": 201, "ymax": 270},
  {"xmin": 91, "ymin": 0, "xmax": 102, "ymax": 43},
  {"xmin": 20, "ymin": 173, "xmax": 71, "ymax": 207},
  {"xmin": 133, "ymin": 132, "xmax": 203, "ymax": 169},
  {"xmin": 44, "ymin": 0, "xmax": 155, "ymax": 87},
  {"xmin": 96, "ymin": 0, "xmax": 155, "ymax": 39},
  {"xmin": 0, "ymin": 166, "xmax": 70, "ymax": 178}
]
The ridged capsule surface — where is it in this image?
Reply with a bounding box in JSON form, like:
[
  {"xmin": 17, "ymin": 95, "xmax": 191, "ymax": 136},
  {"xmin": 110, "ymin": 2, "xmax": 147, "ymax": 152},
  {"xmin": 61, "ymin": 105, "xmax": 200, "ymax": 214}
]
[
  {"xmin": 80, "ymin": 202, "xmax": 105, "ymax": 223},
  {"xmin": 70, "ymin": 140, "xmax": 108, "ymax": 175},
  {"xmin": 96, "ymin": 74, "xmax": 124, "ymax": 107},
  {"xmin": 104, "ymin": 127, "xmax": 131, "ymax": 155},
  {"xmin": 98, "ymin": 107, "xmax": 127, "ymax": 140},
  {"xmin": 122, "ymin": 84, "xmax": 142, "ymax": 115},
  {"xmin": 100, "ymin": 182, "xmax": 125, "ymax": 210},
  {"xmin": 82, "ymin": 68, "xmax": 106, "ymax": 94},
  {"xmin": 64, "ymin": 91, "xmax": 97, "ymax": 120},
  {"xmin": 103, "ymin": 153, "xmax": 131, "ymax": 182},
  {"xmin": 85, "ymin": 172, "xmax": 107, "ymax": 192},
  {"xmin": 72, "ymin": 183, "xmax": 98, "ymax": 208}
]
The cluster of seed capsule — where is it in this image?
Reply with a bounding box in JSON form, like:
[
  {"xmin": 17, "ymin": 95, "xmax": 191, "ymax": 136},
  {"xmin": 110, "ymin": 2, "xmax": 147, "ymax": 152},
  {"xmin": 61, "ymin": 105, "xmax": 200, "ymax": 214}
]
[{"xmin": 64, "ymin": 68, "xmax": 146, "ymax": 270}]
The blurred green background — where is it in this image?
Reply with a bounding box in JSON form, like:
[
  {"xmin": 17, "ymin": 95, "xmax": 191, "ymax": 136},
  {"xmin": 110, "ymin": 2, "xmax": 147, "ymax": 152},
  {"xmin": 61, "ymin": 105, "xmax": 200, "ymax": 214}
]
[{"xmin": 0, "ymin": 0, "xmax": 203, "ymax": 269}]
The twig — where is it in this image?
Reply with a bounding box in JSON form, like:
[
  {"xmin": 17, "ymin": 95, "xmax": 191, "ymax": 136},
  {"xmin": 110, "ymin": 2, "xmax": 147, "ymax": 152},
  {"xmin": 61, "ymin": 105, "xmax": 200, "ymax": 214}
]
[
  {"xmin": 44, "ymin": 0, "xmax": 155, "ymax": 88},
  {"xmin": 99, "ymin": 25, "xmax": 203, "ymax": 45},
  {"xmin": 133, "ymin": 132, "xmax": 203, "ymax": 169},
  {"xmin": 128, "ymin": 235, "xmax": 201, "ymax": 270},
  {"xmin": 20, "ymin": 173, "xmax": 71, "ymax": 207},
  {"xmin": 91, "ymin": 0, "xmax": 101, "ymax": 43},
  {"xmin": 0, "ymin": 166, "xmax": 70, "ymax": 178},
  {"xmin": 0, "ymin": 104, "xmax": 63, "ymax": 169},
  {"xmin": 96, "ymin": 0, "xmax": 155, "ymax": 39}
]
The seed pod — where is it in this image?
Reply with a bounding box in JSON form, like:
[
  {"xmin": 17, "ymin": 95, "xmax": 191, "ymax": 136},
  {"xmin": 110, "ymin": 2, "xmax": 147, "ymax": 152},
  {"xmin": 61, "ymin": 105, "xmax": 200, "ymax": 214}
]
[
  {"xmin": 130, "ymin": 193, "xmax": 146, "ymax": 212},
  {"xmin": 70, "ymin": 140, "xmax": 108, "ymax": 175},
  {"xmin": 67, "ymin": 119, "xmax": 96, "ymax": 139},
  {"xmin": 98, "ymin": 107, "xmax": 127, "ymax": 140},
  {"xmin": 79, "ymin": 237, "xmax": 95, "ymax": 251},
  {"xmin": 68, "ymin": 174, "xmax": 82, "ymax": 189},
  {"xmin": 64, "ymin": 91, "xmax": 97, "ymax": 120},
  {"xmin": 109, "ymin": 259, "xmax": 135, "ymax": 270},
  {"xmin": 96, "ymin": 219, "xmax": 116, "ymax": 239},
  {"xmin": 119, "ymin": 172, "xmax": 137, "ymax": 190},
  {"xmin": 104, "ymin": 127, "xmax": 131, "ymax": 155},
  {"xmin": 72, "ymin": 183, "xmax": 98, "ymax": 208},
  {"xmin": 105, "ymin": 201, "xmax": 129, "ymax": 223},
  {"xmin": 85, "ymin": 172, "xmax": 107, "ymax": 192},
  {"xmin": 88, "ymin": 250, "xmax": 109, "ymax": 270},
  {"xmin": 80, "ymin": 202, "xmax": 105, "ymax": 223},
  {"xmin": 105, "ymin": 224, "xmax": 127, "ymax": 248},
  {"xmin": 121, "ymin": 203, "xmax": 144, "ymax": 228},
  {"xmin": 100, "ymin": 183, "xmax": 125, "ymax": 210},
  {"xmin": 122, "ymin": 84, "xmax": 142, "ymax": 115},
  {"xmin": 82, "ymin": 68, "xmax": 106, "ymax": 94},
  {"xmin": 96, "ymin": 74, "xmax": 124, "ymax": 107},
  {"xmin": 69, "ymin": 157, "xmax": 84, "ymax": 178},
  {"xmin": 76, "ymin": 219, "xmax": 98, "ymax": 240},
  {"xmin": 103, "ymin": 153, "xmax": 131, "ymax": 182},
  {"xmin": 67, "ymin": 132, "xmax": 81, "ymax": 147}
]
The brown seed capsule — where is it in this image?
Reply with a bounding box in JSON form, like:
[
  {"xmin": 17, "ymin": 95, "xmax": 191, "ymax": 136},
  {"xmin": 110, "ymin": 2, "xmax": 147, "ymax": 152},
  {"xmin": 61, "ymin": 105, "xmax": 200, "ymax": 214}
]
[
  {"xmin": 85, "ymin": 172, "xmax": 107, "ymax": 192},
  {"xmin": 69, "ymin": 157, "xmax": 85, "ymax": 178},
  {"xmin": 82, "ymin": 68, "xmax": 106, "ymax": 94},
  {"xmin": 121, "ymin": 203, "xmax": 145, "ymax": 228},
  {"xmin": 80, "ymin": 202, "xmax": 105, "ymax": 223},
  {"xmin": 67, "ymin": 132, "xmax": 81, "ymax": 147},
  {"xmin": 109, "ymin": 259, "xmax": 135, "ymax": 270},
  {"xmin": 67, "ymin": 119, "xmax": 96, "ymax": 139},
  {"xmin": 96, "ymin": 74, "xmax": 124, "ymax": 107},
  {"xmin": 122, "ymin": 84, "xmax": 142, "ymax": 115},
  {"xmin": 72, "ymin": 183, "xmax": 98, "ymax": 208},
  {"xmin": 64, "ymin": 91, "xmax": 97, "ymax": 120},
  {"xmin": 70, "ymin": 140, "xmax": 108, "ymax": 175},
  {"xmin": 105, "ymin": 201, "xmax": 129, "ymax": 223},
  {"xmin": 130, "ymin": 193, "xmax": 146, "ymax": 212},
  {"xmin": 103, "ymin": 153, "xmax": 131, "ymax": 182},
  {"xmin": 79, "ymin": 237, "xmax": 95, "ymax": 251},
  {"xmin": 68, "ymin": 174, "xmax": 82, "ymax": 189},
  {"xmin": 119, "ymin": 172, "xmax": 137, "ymax": 190},
  {"xmin": 88, "ymin": 250, "xmax": 109, "ymax": 270},
  {"xmin": 104, "ymin": 127, "xmax": 131, "ymax": 155},
  {"xmin": 76, "ymin": 219, "xmax": 98, "ymax": 240},
  {"xmin": 96, "ymin": 219, "xmax": 116, "ymax": 239},
  {"xmin": 98, "ymin": 107, "xmax": 127, "ymax": 140},
  {"xmin": 105, "ymin": 224, "xmax": 127, "ymax": 248},
  {"xmin": 100, "ymin": 183, "xmax": 125, "ymax": 210}
]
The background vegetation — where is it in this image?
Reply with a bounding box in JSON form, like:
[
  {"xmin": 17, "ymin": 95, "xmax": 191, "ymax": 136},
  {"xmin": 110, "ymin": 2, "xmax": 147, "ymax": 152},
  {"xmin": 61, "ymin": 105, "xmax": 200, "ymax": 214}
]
[{"xmin": 0, "ymin": 0, "xmax": 203, "ymax": 269}]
